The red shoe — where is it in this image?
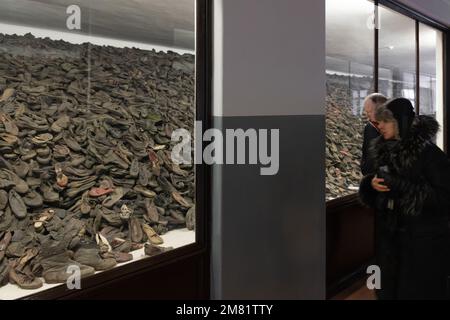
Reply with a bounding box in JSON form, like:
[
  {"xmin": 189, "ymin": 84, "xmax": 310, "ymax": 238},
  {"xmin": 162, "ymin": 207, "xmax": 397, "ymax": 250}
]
[{"xmin": 88, "ymin": 187, "xmax": 114, "ymax": 197}]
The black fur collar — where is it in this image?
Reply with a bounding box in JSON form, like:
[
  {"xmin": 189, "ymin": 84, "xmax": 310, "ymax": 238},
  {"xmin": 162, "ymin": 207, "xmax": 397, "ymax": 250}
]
[{"xmin": 370, "ymin": 115, "xmax": 439, "ymax": 174}]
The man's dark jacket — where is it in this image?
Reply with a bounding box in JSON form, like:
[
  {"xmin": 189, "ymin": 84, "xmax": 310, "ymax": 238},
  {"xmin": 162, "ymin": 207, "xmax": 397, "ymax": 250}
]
[{"xmin": 360, "ymin": 122, "xmax": 380, "ymax": 175}]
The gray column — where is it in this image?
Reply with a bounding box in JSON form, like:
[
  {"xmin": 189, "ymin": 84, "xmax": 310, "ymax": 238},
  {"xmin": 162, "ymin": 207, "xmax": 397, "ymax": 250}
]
[{"xmin": 211, "ymin": 0, "xmax": 326, "ymax": 299}]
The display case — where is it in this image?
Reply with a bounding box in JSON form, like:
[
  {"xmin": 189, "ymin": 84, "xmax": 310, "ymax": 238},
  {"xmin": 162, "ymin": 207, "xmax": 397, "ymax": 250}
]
[
  {"xmin": 326, "ymin": 0, "xmax": 374, "ymax": 201},
  {"xmin": 325, "ymin": 0, "xmax": 445, "ymax": 202},
  {"xmin": 326, "ymin": 0, "xmax": 449, "ymax": 296},
  {"xmin": 0, "ymin": 0, "xmax": 211, "ymax": 299}
]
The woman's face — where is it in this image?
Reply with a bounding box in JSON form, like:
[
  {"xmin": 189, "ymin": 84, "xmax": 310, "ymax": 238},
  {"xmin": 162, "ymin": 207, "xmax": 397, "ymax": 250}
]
[{"xmin": 378, "ymin": 120, "xmax": 398, "ymax": 140}]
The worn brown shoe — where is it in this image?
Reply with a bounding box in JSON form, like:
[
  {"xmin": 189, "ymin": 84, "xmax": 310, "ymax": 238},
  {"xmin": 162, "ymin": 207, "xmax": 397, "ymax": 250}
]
[
  {"xmin": 23, "ymin": 190, "xmax": 44, "ymax": 208},
  {"xmin": 8, "ymin": 189, "xmax": 27, "ymax": 219},
  {"xmin": 73, "ymin": 246, "xmax": 117, "ymax": 271},
  {"xmin": 129, "ymin": 218, "xmax": 143, "ymax": 243},
  {"xmin": 186, "ymin": 205, "xmax": 195, "ymax": 231},
  {"xmin": 110, "ymin": 238, "xmax": 132, "ymax": 253},
  {"xmin": 0, "ymin": 259, "xmax": 9, "ymax": 287},
  {"xmin": 102, "ymin": 187, "xmax": 124, "ymax": 208},
  {"xmin": 171, "ymin": 191, "xmax": 193, "ymax": 208},
  {"xmin": 9, "ymin": 248, "xmax": 43, "ymax": 290},
  {"xmin": 88, "ymin": 187, "xmax": 114, "ymax": 197},
  {"xmin": 39, "ymin": 251, "xmax": 95, "ymax": 284},
  {"xmin": 0, "ymin": 231, "xmax": 12, "ymax": 262},
  {"xmin": 112, "ymin": 251, "xmax": 133, "ymax": 263},
  {"xmin": 0, "ymin": 190, "xmax": 8, "ymax": 210},
  {"xmin": 133, "ymin": 185, "xmax": 156, "ymax": 198},
  {"xmin": 144, "ymin": 243, "xmax": 173, "ymax": 257},
  {"xmin": 2, "ymin": 169, "xmax": 29, "ymax": 194},
  {"xmin": 144, "ymin": 198, "xmax": 159, "ymax": 223},
  {"xmin": 9, "ymin": 265, "xmax": 43, "ymax": 290},
  {"xmin": 33, "ymin": 209, "xmax": 55, "ymax": 232},
  {"xmin": 142, "ymin": 223, "xmax": 163, "ymax": 245}
]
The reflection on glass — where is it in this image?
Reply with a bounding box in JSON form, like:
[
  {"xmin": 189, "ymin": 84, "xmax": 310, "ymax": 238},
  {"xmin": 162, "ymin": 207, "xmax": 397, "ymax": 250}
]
[
  {"xmin": 379, "ymin": 5, "xmax": 416, "ymax": 106},
  {"xmin": 326, "ymin": 0, "xmax": 374, "ymax": 200},
  {"xmin": 0, "ymin": 0, "xmax": 195, "ymax": 299},
  {"xmin": 419, "ymin": 23, "xmax": 438, "ymax": 117},
  {"xmin": 419, "ymin": 23, "xmax": 444, "ymax": 149}
]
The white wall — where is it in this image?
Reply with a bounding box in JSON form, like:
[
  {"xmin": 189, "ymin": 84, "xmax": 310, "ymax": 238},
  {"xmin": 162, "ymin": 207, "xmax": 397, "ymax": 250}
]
[{"xmin": 213, "ymin": 0, "xmax": 325, "ymax": 117}]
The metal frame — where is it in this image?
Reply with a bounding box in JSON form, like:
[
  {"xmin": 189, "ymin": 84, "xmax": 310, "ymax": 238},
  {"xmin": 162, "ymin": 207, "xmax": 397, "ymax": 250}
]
[
  {"xmin": 416, "ymin": 19, "xmax": 420, "ymax": 115},
  {"xmin": 444, "ymin": 30, "xmax": 450, "ymax": 152},
  {"xmin": 374, "ymin": 0, "xmax": 379, "ymax": 93}
]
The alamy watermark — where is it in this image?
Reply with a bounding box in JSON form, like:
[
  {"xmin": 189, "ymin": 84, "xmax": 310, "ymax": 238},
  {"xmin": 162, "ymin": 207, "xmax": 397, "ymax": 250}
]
[
  {"xmin": 66, "ymin": 265, "xmax": 81, "ymax": 290},
  {"xmin": 66, "ymin": 5, "xmax": 81, "ymax": 30},
  {"xmin": 366, "ymin": 265, "xmax": 381, "ymax": 290},
  {"xmin": 171, "ymin": 122, "xmax": 280, "ymax": 176}
]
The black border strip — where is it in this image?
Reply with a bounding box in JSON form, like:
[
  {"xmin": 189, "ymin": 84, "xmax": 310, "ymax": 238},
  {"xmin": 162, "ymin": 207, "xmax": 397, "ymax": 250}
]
[
  {"xmin": 374, "ymin": 0, "xmax": 379, "ymax": 93},
  {"xmin": 444, "ymin": 31, "xmax": 450, "ymax": 153},
  {"xmin": 416, "ymin": 20, "xmax": 420, "ymax": 114}
]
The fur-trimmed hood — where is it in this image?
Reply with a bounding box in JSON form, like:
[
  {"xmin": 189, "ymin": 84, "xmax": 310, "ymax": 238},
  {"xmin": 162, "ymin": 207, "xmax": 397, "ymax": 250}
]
[
  {"xmin": 360, "ymin": 115, "xmax": 443, "ymax": 217},
  {"xmin": 370, "ymin": 115, "xmax": 439, "ymax": 174}
]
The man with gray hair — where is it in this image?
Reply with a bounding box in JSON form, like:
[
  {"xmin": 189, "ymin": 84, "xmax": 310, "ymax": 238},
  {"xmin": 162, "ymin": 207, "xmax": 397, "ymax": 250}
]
[{"xmin": 360, "ymin": 93, "xmax": 388, "ymax": 175}]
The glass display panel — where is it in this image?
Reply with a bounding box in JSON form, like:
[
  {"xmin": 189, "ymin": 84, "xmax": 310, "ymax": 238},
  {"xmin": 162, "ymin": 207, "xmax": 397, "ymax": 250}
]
[
  {"xmin": 0, "ymin": 0, "xmax": 196, "ymax": 299},
  {"xmin": 326, "ymin": 0, "xmax": 375, "ymax": 200}
]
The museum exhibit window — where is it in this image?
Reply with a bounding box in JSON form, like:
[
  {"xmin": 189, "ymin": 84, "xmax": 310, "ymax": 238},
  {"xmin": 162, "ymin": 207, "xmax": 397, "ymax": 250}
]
[
  {"xmin": 379, "ymin": 5, "xmax": 417, "ymax": 107},
  {"xmin": 0, "ymin": 0, "xmax": 205, "ymax": 299},
  {"xmin": 326, "ymin": 0, "xmax": 447, "ymax": 201},
  {"xmin": 326, "ymin": 0, "xmax": 375, "ymax": 201},
  {"xmin": 326, "ymin": 0, "xmax": 449, "ymax": 297},
  {"xmin": 419, "ymin": 23, "xmax": 444, "ymax": 149}
]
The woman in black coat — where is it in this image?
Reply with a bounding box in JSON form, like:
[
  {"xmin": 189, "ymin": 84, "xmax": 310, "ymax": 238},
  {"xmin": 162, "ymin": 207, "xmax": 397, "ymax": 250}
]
[{"xmin": 359, "ymin": 98, "xmax": 450, "ymax": 300}]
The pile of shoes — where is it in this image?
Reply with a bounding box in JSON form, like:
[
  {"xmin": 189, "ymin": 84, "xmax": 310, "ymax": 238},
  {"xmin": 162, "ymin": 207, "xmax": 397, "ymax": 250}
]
[
  {"xmin": 326, "ymin": 79, "xmax": 365, "ymax": 201},
  {"xmin": 0, "ymin": 33, "xmax": 194, "ymax": 289}
]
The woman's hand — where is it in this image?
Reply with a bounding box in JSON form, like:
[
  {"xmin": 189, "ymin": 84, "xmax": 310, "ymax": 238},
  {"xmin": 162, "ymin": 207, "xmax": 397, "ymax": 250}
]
[{"xmin": 371, "ymin": 176, "xmax": 391, "ymax": 192}]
